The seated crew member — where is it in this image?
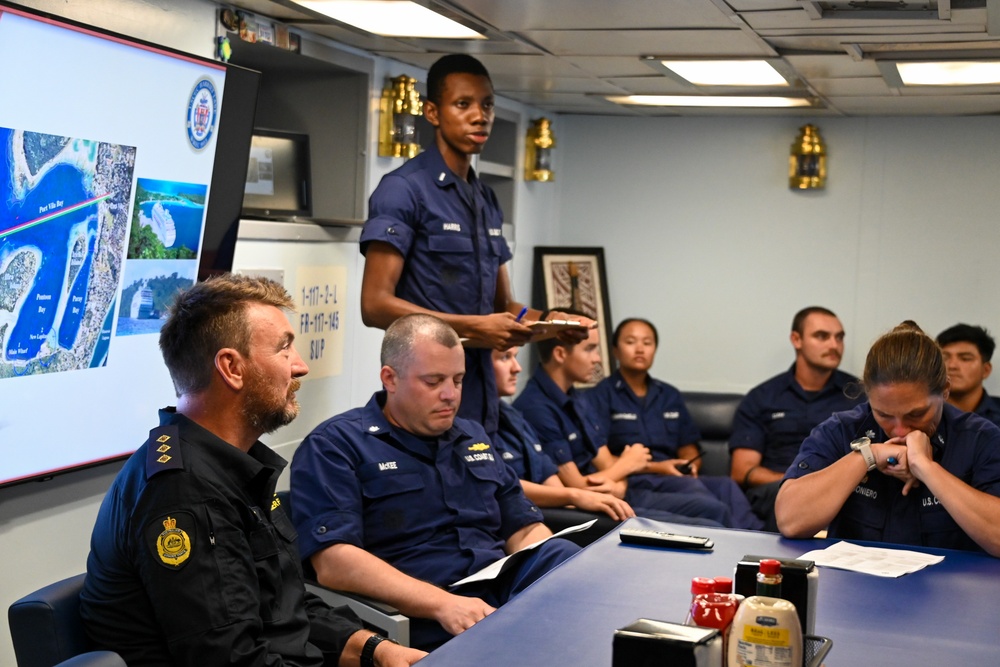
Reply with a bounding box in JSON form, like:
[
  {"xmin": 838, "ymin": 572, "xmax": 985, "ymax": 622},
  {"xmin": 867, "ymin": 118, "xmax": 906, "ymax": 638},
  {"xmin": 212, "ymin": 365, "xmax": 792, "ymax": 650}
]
[
  {"xmin": 513, "ymin": 325, "xmax": 735, "ymax": 527},
  {"xmin": 80, "ymin": 274, "xmax": 424, "ymax": 667},
  {"xmin": 937, "ymin": 323, "xmax": 1000, "ymax": 427},
  {"xmin": 359, "ymin": 53, "xmax": 587, "ymax": 439},
  {"xmin": 588, "ymin": 318, "xmax": 763, "ymax": 530},
  {"xmin": 776, "ymin": 321, "xmax": 1000, "ymax": 556},
  {"xmin": 290, "ymin": 314, "xmax": 578, "ymax": 651},
  {"xmin": 492, "ymin": 346, "xmax": 635, "ymax": 522},
  {"xmin": 730, "ymin": 306, "xmax": 863, "ymax": 530}
]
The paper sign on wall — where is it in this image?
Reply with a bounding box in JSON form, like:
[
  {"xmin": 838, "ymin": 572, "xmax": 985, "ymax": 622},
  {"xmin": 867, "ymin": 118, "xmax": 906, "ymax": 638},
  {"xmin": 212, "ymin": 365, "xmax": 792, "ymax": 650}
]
[{"xmin": 295, "ymin": 265, "xmax": 347, "ymax": 379}]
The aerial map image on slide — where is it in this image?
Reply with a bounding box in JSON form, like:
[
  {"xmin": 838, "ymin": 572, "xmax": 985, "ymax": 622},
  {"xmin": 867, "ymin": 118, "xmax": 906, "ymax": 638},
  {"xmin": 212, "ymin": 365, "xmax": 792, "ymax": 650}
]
[
  {"xmin": 127, "ymin": 178, "xmax": 206, "ymax": 260},
  {"xmin": 0, "ymin": 127, "xmax": 137, "ymax": 378}
]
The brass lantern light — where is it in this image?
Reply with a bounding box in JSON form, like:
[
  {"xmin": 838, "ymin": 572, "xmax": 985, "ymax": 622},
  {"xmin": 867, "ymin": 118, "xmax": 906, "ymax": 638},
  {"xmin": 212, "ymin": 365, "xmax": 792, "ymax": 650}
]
[
  {"xmin": 525, "ymin": 117, "xmax": 556, "ymax": 182},
  {"xmin": 789, "ymin": 124, "xmax": 826, "ymax": 190},
  {"xmin": 378, "ymin": 75, "xmax": 423, "ymax": 158}
]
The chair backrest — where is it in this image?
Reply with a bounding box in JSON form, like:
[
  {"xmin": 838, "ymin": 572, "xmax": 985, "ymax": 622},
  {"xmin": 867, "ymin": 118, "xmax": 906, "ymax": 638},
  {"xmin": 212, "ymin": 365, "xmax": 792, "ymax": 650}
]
[
  {"xmin": 8, "ymin": 573, "xmax": 125, "ymax": 667},
  {"xmin": 681, "ymin": 391, "xmax": 744, "ymax": 478}
]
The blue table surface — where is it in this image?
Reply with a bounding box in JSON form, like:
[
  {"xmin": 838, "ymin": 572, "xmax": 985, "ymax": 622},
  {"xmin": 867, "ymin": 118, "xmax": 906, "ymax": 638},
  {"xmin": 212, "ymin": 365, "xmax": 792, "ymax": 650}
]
[{"xmin": 418, "ymin": 517, "xmax": 1000, "ymax": 666}]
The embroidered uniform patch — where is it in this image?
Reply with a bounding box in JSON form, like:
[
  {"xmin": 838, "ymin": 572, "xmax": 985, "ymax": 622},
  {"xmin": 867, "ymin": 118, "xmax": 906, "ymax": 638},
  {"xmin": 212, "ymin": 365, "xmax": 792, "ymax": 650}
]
[{"xmin": 148, "ymin": 511, "xmax": 194, "ymax": 569}]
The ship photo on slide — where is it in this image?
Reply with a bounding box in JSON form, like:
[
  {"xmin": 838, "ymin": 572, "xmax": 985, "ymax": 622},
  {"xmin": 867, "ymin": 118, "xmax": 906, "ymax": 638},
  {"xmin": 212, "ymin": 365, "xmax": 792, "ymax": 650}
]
[{"xmin": 126, "ymin": 178, "xmax": 206, "ymax": 260}]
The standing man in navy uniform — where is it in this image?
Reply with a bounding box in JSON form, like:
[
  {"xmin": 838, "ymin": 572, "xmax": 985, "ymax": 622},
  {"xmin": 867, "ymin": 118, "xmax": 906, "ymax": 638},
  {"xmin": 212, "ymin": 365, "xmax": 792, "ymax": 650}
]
[
  {"xmin": 729, "ymin": 306, "xmax": 863, "ymax": 530},
  {"xmin": 80, "ymin": 274, "xmax": 425, "ymax": 667},
  {"xmin": 937, "ymin": 323, "xmax": 1000, "ymax": 427},
  {"xmin": 290, "ymin": 314, "xmax": 578, "ymax": 650},
  {"xmin": 359, "ymin": 54, "xmax": 585, "ymax": 439}
]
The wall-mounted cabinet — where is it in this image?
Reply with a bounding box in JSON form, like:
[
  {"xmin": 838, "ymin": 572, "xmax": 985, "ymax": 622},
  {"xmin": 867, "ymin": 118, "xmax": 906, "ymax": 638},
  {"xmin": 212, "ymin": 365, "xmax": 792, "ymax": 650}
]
[{"xmin": 228, "ymin": 37, "xmax": 372, "ymax": 224}]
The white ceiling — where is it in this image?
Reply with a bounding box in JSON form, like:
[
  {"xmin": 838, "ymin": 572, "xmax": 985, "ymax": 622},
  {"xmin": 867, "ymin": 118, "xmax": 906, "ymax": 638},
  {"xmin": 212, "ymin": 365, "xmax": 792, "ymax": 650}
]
[{"xmin": 231, "ymin": 0, "xmax": 1000, "ymax": 116}]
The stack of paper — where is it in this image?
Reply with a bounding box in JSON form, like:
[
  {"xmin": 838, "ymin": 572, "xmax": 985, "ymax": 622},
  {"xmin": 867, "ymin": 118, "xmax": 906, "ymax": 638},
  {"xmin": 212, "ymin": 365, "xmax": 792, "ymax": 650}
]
[{"xmin": 799, "ymin": 540, "xmax": 944, "ymax": 577}]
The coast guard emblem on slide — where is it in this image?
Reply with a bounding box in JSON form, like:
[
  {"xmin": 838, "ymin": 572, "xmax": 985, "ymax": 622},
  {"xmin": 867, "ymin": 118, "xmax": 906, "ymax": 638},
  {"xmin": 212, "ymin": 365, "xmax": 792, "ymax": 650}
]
[
  {"xmin": 156, "ymin": 516, "xmax": 192, "ymax": 567},
  {"xmin": 186, "ymin": 77, "xmax": 218, "ymax": 150}
]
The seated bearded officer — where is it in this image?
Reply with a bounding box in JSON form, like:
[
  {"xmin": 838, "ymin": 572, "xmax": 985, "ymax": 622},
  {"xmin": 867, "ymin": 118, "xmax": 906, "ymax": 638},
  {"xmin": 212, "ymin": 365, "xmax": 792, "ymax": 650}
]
[
  {"xmin": 80, "ymin": 274, "xmax": 425, "ymax": 667},
  {"xmin": 291, "ymin": 314, "xmax": 579, "ymax": 651}
]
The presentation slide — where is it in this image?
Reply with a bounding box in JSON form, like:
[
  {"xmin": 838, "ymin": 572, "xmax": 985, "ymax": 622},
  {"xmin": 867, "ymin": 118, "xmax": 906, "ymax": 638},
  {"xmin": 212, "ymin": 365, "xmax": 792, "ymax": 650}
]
[{"xmin": 0, "ymin": 5, "xmax": 235, "ymax": 486}]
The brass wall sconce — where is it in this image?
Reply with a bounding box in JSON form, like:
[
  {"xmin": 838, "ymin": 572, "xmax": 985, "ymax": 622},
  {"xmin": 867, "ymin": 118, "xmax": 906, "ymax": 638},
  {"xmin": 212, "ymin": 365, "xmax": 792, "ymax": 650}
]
[
  {"xmin": 525, "ymin": 117, "xmax": 556, "ymax": 182},
  {"xmin": 789, "ymin": 124, "xmax": 826, "ymax": 190},
  {"xmin": 378, "ymin": 75, "xmax": 423, "ymax": 158}
]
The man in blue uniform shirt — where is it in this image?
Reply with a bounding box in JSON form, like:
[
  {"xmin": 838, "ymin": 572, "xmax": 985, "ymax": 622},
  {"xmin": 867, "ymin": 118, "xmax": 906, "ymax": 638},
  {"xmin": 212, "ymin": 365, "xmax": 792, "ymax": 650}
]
[
  {"xmin": 937, "ymin": 323, "xmax": 1000, "ymax": 427},
  {"xmin": 291, "ymin": 314, "xmax": 578, "ymax": 650},
  {"xmin": 730, "ymin": 306, "xmax": 863, "ymax": 530},
  {"xmin": 359, "ymin": 54, "xmax": 585, "ymax": 439},
  {"xmin": 80, "ymin": 274, "xmax": 424, "ymax": 667}
]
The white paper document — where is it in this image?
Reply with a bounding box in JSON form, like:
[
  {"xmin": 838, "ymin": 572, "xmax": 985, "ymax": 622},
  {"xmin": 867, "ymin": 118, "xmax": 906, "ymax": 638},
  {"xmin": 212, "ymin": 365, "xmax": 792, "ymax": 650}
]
[
  {"xmin": 798, "ymin": 540, "xmax": 944, "ymax": 578},
  {"xmin": 449, "ymin": 519, "xmax": 596, "ymax": 588}
]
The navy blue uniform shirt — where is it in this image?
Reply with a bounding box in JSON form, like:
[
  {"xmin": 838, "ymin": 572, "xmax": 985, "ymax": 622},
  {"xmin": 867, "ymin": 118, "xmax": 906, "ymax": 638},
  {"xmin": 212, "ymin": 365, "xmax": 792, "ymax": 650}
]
[
  {"xmin": 730, "ymin": 365, "xmax": 862, "ymax": 472},
  {"xmin": 290, "ymin": 392, "xmax": 542, "ymax": 589},
  {"xmin": 513, "ymin": 365, "xmax": 604, "ymax": 474},
  {"xmin": 495, "ymin": 400, "xmax": 560, "ymax": 484},
  {"xmin": 785, "ymin": 403, "xmax": 1000, "ymax": 551},
  {"xmin": 361, "ymin": 144, "xmax": 511, "ymax": 435},
  {"xmin": 80, "ymin": 409, "xmax": 362, "ymax": 667},
  {"xmin": 588, "ymin": 371, "xmax": 701, "ymax": 459},
  {"xmin": 974, "ymin": 389, "xmax": 1000, "ymax": 428}
]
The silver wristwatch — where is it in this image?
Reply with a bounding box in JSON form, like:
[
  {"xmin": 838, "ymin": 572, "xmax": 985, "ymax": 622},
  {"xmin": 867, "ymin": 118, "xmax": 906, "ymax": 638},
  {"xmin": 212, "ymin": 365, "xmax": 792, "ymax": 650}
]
[{"xmin": 850, "ymin": 437, "xmax": 877, "ymax": 471}]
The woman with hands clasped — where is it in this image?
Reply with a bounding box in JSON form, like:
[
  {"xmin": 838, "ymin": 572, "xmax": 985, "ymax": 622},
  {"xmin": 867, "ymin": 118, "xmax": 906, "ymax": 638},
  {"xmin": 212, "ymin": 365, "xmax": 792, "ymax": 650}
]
[{"xmin": 776, "ymin": 321, "xmax": 1000, "ymax": 555}]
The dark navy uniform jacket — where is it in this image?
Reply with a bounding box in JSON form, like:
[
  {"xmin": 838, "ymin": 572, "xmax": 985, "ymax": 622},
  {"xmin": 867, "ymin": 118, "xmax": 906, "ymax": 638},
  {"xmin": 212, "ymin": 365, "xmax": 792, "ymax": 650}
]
[
  {"xmin": 785, "ymin": 403, "xmax": 1000, "ymax": 551},
  {"xmin": 588, "ymin": 371, "xmax": 701, "ymax": 459},
  {"xmin": 974, "ymin": 389, "xmax": 1000, "ymax": 428},
  {"xmin": 80, "ymin": 409, "xmax": 362, "ymax": 667},
  {"xmin": 730, "ymin": 365, "xmax": 862, "ymax": 472},
  {"xmin": 361, "ymin": 144, "xmax": 510, "ymax": 436},
  {"xmin": 512, "ymin": 365, "xmax": 604, "ymax": 475},
  {"xmin": 495, "ymin": 400, "xmax": 560, "ymax": 484},
  {"xmin": 290, "ymin": 392, "xmax": 542, "ymax": 589}
]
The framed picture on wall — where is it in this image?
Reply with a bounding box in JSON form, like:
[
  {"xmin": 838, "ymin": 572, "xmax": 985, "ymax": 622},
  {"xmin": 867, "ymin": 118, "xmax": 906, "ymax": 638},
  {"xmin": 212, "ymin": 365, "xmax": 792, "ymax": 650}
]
[{"xmin": 532, "ymin": 246, "xmax": 613, "ymax": 385}]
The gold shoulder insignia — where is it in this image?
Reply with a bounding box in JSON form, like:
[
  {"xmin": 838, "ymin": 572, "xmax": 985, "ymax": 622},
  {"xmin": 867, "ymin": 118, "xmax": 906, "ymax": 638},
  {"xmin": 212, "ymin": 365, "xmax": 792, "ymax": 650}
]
[
  {"xmin": 156, "ymin": 516, "xmax": 191, "ymax": 567},
  {"xmin": 468, "ymin": 442, "xmax": 491, "ymax": 451},
  {"xmin": 271, "ymin": 495, "xmax": 281, "ymax": 511}
]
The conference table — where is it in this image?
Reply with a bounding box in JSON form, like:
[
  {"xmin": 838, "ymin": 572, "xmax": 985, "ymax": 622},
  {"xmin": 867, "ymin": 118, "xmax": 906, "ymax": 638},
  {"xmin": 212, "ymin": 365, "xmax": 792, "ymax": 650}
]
[{"xmin": 418, "ymin": 517, "xmax": 1000, "ymax": 666}]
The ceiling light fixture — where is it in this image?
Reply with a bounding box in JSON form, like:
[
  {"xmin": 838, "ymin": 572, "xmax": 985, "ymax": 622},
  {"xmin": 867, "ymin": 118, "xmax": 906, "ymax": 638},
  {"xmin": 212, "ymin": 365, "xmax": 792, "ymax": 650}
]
[
  {"xmin": 660, "ymin": 60, "xmax": 789, "ymax": 87},
  {"xmin": 292, "ymin": 0, "xmax": 484, "ymax": 39},
  {"xmin": 606, "ymin": 95, "xmax": 812, "ymax": 108},
  {"xmin": 895, "ymin": 60, "xmax": 1000, "ymax": 85}
]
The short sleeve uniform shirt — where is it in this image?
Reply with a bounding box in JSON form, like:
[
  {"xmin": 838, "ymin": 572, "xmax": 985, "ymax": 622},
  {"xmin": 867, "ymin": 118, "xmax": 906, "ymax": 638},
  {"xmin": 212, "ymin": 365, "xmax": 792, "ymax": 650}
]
[
  {"xmin": 290, "ymin": 392, "xmax": 541, "ymax": 588},
  {"xmin": 784, "ymin": 403, "xmax": 1000, "ymax": 551}
]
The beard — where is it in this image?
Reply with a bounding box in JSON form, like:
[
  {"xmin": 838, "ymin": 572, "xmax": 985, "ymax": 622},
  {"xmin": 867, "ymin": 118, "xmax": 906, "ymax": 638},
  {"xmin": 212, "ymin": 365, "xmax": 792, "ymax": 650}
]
[{"xmin": 242, "ymin": 364, "xmax": 301, "ymax": 435}]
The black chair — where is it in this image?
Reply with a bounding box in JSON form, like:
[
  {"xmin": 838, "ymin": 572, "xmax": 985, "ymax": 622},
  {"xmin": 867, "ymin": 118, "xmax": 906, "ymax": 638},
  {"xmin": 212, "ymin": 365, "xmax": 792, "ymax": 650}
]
[
  {"xmin": 681, "ymin": 391, "xmax": 744, "ymax": 478},
  {"xmin": 8, "ymin": 574, "xmax": 126, "ymax": 667}
]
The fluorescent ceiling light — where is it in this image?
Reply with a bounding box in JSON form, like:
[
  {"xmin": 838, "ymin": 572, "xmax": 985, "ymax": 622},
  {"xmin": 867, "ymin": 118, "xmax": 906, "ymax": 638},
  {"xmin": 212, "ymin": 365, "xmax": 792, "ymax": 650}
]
[
  {"xmin": 660, "ymin": 60, "xmax": 788, "ymax": 86},
  {"xmin": 606, "ymin": 95, "xmax": 812, "ymax": 108},
  {"xmin": 896, "ymin": 61, "xmax": 1000, "ymax": 85},
  {"xmin": 293, "ymin": 0, "xmax": 484, "ymax": 39}
]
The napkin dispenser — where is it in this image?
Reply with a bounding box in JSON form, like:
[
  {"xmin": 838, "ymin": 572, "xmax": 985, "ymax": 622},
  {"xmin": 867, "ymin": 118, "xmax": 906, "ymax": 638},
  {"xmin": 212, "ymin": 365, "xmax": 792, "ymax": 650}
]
[
  {"xmin": 613, "ymin": 619, "xmax": 721, "ymax": 667},
  {"xmin": 735, "ymin": 554, "xmax": 818, "ymax": 634}
]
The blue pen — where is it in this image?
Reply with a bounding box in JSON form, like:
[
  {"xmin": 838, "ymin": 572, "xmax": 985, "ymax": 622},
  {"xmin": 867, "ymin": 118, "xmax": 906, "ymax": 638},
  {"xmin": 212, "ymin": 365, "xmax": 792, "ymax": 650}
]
[
  {"xmin": 515, "ymin": 306, "xmax": 529, "ymax": 322},
  {"xmin": 887, "ymin": 456, "xmax": 899, "ymax": 465}
]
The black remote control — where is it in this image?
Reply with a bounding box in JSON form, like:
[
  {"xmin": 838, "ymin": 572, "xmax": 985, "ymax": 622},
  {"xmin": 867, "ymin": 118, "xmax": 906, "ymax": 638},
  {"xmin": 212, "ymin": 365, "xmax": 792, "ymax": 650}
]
[{"xmin": 619, "ymin": 528, "xmax": 714, "ymax": 550}]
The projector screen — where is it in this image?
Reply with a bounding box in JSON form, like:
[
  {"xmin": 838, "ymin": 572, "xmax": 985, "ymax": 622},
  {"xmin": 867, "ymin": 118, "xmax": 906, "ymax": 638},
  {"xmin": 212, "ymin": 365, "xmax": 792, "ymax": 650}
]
[{"xmin": 0, "ymin": 2, "xmax": 260, "ymax": 487}]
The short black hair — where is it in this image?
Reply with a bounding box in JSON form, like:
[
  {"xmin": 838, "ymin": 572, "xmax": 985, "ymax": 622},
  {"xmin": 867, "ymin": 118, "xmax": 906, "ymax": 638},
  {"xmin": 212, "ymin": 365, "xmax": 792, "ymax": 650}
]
[
  {"xmin": 791, "ymin": 306, "xmax": 838, "ymax": 335},
  {"xmin": 612, "ymin": 318, "xmax": 659, "ymax": 348},
  {"xmin": 937, "ymin": 323, "xmax": 996, "ymax": 362},
  {"xmin": 426, "ymin": 54, "xmax": 491, "ymax": 105}
]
